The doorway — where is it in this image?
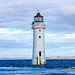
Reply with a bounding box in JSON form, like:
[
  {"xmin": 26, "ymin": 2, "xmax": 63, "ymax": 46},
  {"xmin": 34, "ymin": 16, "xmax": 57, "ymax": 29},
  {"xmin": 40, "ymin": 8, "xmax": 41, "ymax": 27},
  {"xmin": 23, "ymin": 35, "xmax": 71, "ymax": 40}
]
[{"xmin": 39, "ymin": 51, "xmax": 41, "ymax": 65}]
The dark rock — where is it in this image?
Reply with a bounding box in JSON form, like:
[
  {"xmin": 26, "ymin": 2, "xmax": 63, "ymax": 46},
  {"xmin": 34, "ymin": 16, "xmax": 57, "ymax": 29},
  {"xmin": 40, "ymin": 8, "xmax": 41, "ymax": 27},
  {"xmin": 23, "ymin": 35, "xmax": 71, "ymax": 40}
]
[
  {"xmin": 64, "ymin": 66, "xmax": 69, "ymax": 68},
  {"xmin": 46, "ymin": 65, "xmax": 53, "ymax": 68},
  {"xmin": 71, "ymin": 67, "xmax": 75, "ymax": 69}
]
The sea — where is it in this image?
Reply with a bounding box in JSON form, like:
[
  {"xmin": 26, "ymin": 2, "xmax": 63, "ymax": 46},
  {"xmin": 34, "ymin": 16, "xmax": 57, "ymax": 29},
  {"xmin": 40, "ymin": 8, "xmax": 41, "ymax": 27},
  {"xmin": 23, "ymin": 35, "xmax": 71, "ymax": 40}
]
[{"xmin": 0, "ymin": 59, "xmax": 75, "ymax": 75}]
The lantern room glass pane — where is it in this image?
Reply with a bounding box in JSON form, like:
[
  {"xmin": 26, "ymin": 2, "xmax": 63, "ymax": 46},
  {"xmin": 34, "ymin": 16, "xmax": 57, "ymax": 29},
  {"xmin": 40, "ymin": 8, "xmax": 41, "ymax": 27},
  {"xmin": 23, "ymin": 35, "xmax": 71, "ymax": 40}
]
[
  {"xmin": 39, "ymin": 17, "xmax": 43, "ymax": 21},
  {"xmin": 34, "ymin": 17, "xmax": 38, "ymax": 21},
  {"xmin": 34, "ymin": 17, "xmax": 43, "ymax": 22}
]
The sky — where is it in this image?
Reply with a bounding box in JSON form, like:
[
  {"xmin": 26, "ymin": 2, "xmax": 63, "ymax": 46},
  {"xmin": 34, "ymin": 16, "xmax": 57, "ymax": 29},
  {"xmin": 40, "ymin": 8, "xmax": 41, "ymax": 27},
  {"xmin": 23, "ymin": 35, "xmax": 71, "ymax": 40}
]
[{"xmin": 0, "ymin": 0, "xmax": 75, "ymax": 58}]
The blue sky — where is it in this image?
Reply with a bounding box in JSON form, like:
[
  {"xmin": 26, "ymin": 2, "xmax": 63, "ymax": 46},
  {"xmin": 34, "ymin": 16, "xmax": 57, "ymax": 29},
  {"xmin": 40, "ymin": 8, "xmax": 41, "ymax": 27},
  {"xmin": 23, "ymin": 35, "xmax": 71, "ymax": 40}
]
[{"xmin": 0, "ymin": 0, "xmax": 75, "ymax": 58}]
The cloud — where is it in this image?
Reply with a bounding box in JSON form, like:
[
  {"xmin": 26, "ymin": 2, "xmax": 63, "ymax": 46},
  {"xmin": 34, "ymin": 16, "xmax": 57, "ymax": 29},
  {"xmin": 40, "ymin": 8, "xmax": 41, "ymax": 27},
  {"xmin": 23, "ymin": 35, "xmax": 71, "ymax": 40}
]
[
  {"xmin": 0, "ymin": 48, "xmax": 32, "ymax": 58},
  {"xmin": 0, "ymin": 0, "xmax": 75, "ymax": 32},
  {"xmin": 45, "ymin": 32, "xmax": 75, "ymax": 51},
  {"xmin": 0, "ymin": 28, "xmax": 33, "ymax": 48},
  {"xmin": 0, "ymin": 0, "xmax": 75, "ymax": 58},
  {"xmin": 0, "ymin": 28, "xmax": 75, "ymax": 58}
]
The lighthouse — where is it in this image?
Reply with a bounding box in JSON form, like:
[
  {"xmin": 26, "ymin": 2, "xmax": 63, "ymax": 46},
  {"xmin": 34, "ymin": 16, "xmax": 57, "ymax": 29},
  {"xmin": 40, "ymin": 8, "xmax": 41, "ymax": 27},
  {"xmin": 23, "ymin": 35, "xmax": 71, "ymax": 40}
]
[{"xmin": 31, "ymin": 11, "xmax": 46, "ymax": 65}]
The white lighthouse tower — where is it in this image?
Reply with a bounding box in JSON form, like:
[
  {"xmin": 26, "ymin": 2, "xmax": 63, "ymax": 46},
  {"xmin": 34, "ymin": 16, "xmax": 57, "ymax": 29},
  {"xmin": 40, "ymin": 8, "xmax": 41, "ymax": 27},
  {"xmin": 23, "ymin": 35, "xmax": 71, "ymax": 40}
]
[{"xmin": 32, "ymin": 12, "xmax": 46, "ymax": 65}]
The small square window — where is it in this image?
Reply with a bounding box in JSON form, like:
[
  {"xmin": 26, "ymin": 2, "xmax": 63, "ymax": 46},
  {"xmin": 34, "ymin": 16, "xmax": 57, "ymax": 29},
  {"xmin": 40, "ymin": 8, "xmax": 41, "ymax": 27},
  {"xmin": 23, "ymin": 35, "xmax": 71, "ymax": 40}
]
[
  {"xmin": 39, "ymin": 36, "xmax": 41, "ymax": 38},
  {"xmin": 39, "ymin": 30, "xmax": 41, "ymax": 32}
]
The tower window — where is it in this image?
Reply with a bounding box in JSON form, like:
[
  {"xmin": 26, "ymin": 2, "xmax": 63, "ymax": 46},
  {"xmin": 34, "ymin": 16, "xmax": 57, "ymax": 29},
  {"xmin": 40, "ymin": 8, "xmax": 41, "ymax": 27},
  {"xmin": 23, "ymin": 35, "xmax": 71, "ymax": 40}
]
[
  {"xmin": 39, "ymin": 30, "xmax": 41, "ymax": 32},
  {"xmin": 39, "ymin": 36, "xmax": 41, "ymax": 38},
  {"xmin": 39, "ymin": 51, "xmax": 41, "ymax": 56}
]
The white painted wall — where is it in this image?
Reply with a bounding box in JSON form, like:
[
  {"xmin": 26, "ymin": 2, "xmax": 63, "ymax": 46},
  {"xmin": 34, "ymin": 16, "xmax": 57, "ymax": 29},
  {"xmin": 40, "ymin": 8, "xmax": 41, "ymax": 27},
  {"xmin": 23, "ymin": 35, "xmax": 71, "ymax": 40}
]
[{"xmin": 32, "ymin": 22, "xmax": 46, "ymax": 65}]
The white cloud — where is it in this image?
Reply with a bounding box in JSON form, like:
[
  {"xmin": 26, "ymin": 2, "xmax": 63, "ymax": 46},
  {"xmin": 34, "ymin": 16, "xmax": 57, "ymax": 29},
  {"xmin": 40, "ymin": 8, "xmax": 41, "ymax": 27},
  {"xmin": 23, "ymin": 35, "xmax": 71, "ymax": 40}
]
[
  {"xmin": 0, "ymin": 48, "xmax": 32, "ymax": 58},
  {"xmin": 45, "ymin": 32, "xmax": 75, "ymax": 53},
  {"xmin": 0, "ymin": 0, "xmax": 75, "ymax": 58},
  {"xmin": 46, "ymin": 48, "xmax": 75, "ymax": 57},
  {"xmin": 45, "ymin": 33, "xmax": 75, "ymax": 42},
  {"xmin": 0, "ymin": 0, "xmax": 75, "ymax": 32},
  {"xmin": 0, "ymin": 28, "xmax": 33, "ymax": 48},
  {"xmin": 0, "ymin": 28, "xmax": 31, "ymax": 34},
  {"xmin": 0, "ymin": 28, "xmax": 75, "ymax": 58}
]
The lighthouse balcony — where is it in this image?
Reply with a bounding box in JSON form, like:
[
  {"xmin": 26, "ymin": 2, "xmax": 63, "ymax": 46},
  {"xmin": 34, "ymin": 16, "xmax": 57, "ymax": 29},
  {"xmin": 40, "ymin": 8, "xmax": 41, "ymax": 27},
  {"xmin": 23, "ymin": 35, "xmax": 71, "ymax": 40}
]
[
  {"xmin": 32, "ymin": 22, "xmax": 46, "ymax": 29},
  {"xmin": 32, "ymin": 24, "xmax": 46, "ymax": 29}
]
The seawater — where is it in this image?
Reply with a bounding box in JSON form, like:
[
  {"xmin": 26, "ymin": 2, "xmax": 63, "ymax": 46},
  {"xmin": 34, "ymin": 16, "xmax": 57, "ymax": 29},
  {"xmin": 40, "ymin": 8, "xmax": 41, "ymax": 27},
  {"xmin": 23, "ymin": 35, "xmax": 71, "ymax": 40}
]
[{"xmin": 0, "ymin": 59, "xmax": 75, "ymax": 75}]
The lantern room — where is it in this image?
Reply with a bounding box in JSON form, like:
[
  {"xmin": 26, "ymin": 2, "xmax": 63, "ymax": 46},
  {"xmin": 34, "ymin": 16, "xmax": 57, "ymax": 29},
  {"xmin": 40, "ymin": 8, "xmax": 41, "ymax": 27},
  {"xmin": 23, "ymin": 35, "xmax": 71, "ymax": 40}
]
[{"xmin": 34, "ymin": 12, "xmax": 43, "ymax": 22}]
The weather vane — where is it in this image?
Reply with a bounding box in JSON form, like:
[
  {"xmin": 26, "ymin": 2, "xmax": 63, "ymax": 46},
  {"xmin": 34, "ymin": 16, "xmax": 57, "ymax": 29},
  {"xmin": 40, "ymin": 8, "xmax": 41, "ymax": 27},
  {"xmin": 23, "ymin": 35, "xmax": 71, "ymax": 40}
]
[{"xmin": 38, "ymin": 10, "xmax": 39, "ymax": 13}]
